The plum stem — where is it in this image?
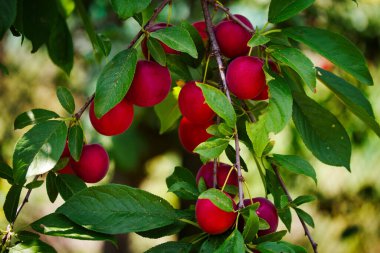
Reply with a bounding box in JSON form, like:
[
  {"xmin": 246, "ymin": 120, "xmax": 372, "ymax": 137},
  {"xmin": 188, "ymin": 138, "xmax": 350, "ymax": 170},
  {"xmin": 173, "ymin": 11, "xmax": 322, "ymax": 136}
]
[
  {"xmin": 272, "ymin": 164, "xmax": 319, "ymax": 253},
  {"xmin": 201, "ymin": 0, "xmax": 245, "ymax": 209}
]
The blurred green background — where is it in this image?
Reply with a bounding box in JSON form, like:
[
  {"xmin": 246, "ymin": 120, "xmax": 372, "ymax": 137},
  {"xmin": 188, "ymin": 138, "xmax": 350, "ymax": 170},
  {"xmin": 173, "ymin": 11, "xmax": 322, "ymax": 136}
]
[{"xmin": 1, "ymin": 0, "xmax": 380, "ymax": 252}]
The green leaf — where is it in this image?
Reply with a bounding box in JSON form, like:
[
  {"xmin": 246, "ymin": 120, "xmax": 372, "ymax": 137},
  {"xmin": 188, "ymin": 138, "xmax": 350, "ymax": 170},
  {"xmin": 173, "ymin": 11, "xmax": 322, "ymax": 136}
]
[
  {"xmin": 47, "ymin": 16, "xmax": 73, "ymax": 75},
  {"xmin": 194, "ymin": 137, "xmax": 229, "ymax": 160},
  {"xmin": 17, "ymin": 231, "xmax": 40, "ymax": 242},
  {"xmin": 0, "ymin": 0, "xmax": 17, "ymax": 39},
  {"xmin": 46, "ymin": 171, "xmax": 58, "ymax": 203},
  {"xmin": 242, "ymin": 207, "xmax": 260, "ymax": 243},
  {"xmin": 94, "ymin": 48, "xmax": 137, "ymax": 118},
  {"xmin": 56, "ymin": 86, "xmax": 75, "ymax": 114},
  {"xmin": 13, "ymin": 121, "xmax": 67, "ymax": 184},
  {"xmin": 294, "ymin": 208, "xmax": 314, "ymax": 228},
  {"xmin": 225, "ymin": 145, "xmax": 248, "ymax": 172},
  {"xmin": 214, "ymin": 230, "xmax": 245, "ymax": 253},
  {"xmin": 96, "ymin": 33, "xmax": 112, "ymax": 57},
  {"xmin": 147, "ymin": 37, "xmax": 167, "ymax": 66},
  {"xmin": 268, "ymin": 0, "xmax": 314, "ymax": 24},
  {"xmin": 3, "ymin": 185, "xmax": 22, "ymax": 223},
  {"xmin": 137, "ymin": 220, "xmax": 186, "ymax": 239},
  {"xmin": 292, "ymin": 92, "xmax": 351, "ymax": 170},
  {"xmin": 166, "ymin": 55, "xmax": 193, "ymax": 81},
  {"xmin": 14, "ymin": 109, "xmax": 60, "ymax": 130},
  {"xmin": 292, "ymin": 195, "xmax": 316, "ymax": 207},
  {"xmin": 68, "ymin": 125, "xmax": 84, "ymax": 161},
  {"xmin": 57, "ymin": 184, "xmax": 177, "ymax": 234},
  {"xmin": 200, "ymin": 235, "xmax": 228, "ymax": 253},
  {"xmin": 317, "ymin": 67, "xmax": 380, "ymax": 137},
  {"xmin": 246, "ymin": 120, "xmax": 269, "ymax": 157},
  {"xmin": 154, "ymin": 89, "xmax": 181, "ymax": 134},
  {"xmin": 150, "ymin": 26, "xmax": 198, "ymax": 58},
  {"xmin": 198, "ymin": 188, "xmax": 234, "ymax": 212},
  {"xmin": 271, "ymin": 154, "xmax": 317, "ymax": 184},
  {"xmin": 0, "ymin": 161, "xmax": 13, "ymax": 182},
  {"xmin": 270, "ymin": 47, "xmax": 316, "ymax": 91},
  {"xmin": 166, "ymin": 166, "xmax": 199, "ymax": 200},
  {"xmin": 248, "ymin": 33, "xmax": 270, "ymax": 48},
  {"xmin": 110, "ymin": 0, "xmax": 152, "ymax": 19},
  {"xmin": 252, "ymin": 230, "xmax": 287, "ymax": 244},
  {"xmin": 145, "ymin": 241, "xmax": 192, "ymax": 253},
  {"xmin": 25, "ymin": 180, "xmax": 44, "ymax": 189},
  {"xmin": 31, "ymin": 213, "xmax": 116, "ymax": 243},
  {"xmin": 9, "ymin": 238, "xmax": 57, "ymax": 253},
  {"xmin": 197, "ymin": 83, "xmax": 236, "ymax": 128},
  {"xmin": 284, "ymin": 26, "xmax": 373, "ymax": 85},
  {"xmin": 279, "ymin": 242, "xmax": 307, "ymax": 253},
  {"xmin": 56, "ymin": 174, "xmax": 87, "ymax": 201}
]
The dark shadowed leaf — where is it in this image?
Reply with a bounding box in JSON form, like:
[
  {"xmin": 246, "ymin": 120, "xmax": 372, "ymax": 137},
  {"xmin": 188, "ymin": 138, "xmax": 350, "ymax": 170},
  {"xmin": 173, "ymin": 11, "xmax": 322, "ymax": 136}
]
[
  {"xmin": 3, "ymin": 185, "xmax": 22, "ymax": 222},
  {"xmin": 317, "ymin": 68, "xmax": 380, "ymax": 137},
  {"xmin": 56, "ymin": 87, "xmax": 75, "ymax": 114},
  {"xmin": 68, "ymin": 125, "xmax": 84, "ymax": 161},
  {"xmin": 268, "ymin": 0, "xmax": 314, "ymax": 24},
  {"xmin": 57, "ymin": 184, "xmax": 177, "ymax": 234},
  {"xmin": 94, "ymin": 48, "xmax": 137, "ymax": 118},
  {"xmin": 214, "ymin": 230, "xmax": 245, "ymax": 253},
  {"xmin": 14, "ymin": 109, "xmax": 60, "ymax": 130},
  {"xmin": 96, "ymin": 33, "xmax": 112, "ymax": 57},
  {"xmin": 0, "ymin": 161, "xmax": 13, "ymax": 183},
  {"xmin": 292, "ymin": 92, "xmax": 351, "ymax": 170},
  {"xmin": 110, "ymin": 0, "xmax": 152, "ymax": 19},
  {"xmin": 31, "ymin": 213, "xmax": 116, "ymax": 243},
  {"xmin": 252, "ymin": 230, "xmax": 287, "ymax": 244},
  {"xmin": 25, "ymin": 180, "xmax": 44, "ymax": 190},
  {"xmin": 150, "ymin": 26, "xmax": 198, "ymax": 58},
  {"xmin": 285, "ymin": 26, "xmax": 373, "ymax": 85},
  {"xmin": 47, "ymin": 16, "xmax": 73, "ymax": 75},
  {"xmin": 145, "ymin": 241, "xmax": 192, "ymax": 253},
  {"xmin": 292, "ymin": 195, "xmax": 316, "ymax": 207},
  {"xmin": 0, "ymin": 0, "xmax": 17, "ymax": 39},
  {"xmin": 13, "ymin": 121, "xmax": 67, "ymax": 184},
  {"xmin": 225, "ymin": 145, "xmax": 248, "ymax": 172},
  {"xmin": 166, "ymin": 166, "xmax": 199, "ymax": 200},
  {"xmin": 147, "ymin": 37, "xmax": 166, "ymax": 66},
  {"xmin": 56, "ymin": 174, "xmax": 87, "ymax": 201},
  {"xmin": 46, "ymin": 171, "xmax": 58, "ymax": 203},
  {"xmin": 271, "ymin": 154, "xmax": 317, "ymax": 184},
  {"xmin": 154, "ymin": 89, "xmax": 181, "ymax": 134}
]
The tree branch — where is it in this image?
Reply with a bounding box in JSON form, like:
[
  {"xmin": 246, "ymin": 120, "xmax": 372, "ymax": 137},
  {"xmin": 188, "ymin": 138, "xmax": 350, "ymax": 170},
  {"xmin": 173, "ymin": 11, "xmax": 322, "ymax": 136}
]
[
  {"xmin": 200, "ymin": 0, "xmax": 245, "ymax": 208},
  {"xmin": 272, "ymin": 165, "xmax": 318, "ymax": 253}
]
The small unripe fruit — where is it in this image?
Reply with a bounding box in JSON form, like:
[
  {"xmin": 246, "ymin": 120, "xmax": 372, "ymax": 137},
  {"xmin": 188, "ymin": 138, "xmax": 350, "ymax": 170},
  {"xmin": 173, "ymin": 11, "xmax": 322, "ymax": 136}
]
[
  {"xmin": 178, "ymin": 81, "xmax": 215, "ymax": 124},
  {"xmin": 196, "ymin": 162, "xmax": 238, "ymax": 190},
  {"xmin": 178, "ymin": 117, "xmax": 212, "ymax": 153},
  {"xmin": 141, "ymin": 23, "xmax": 180, "ymax": 59},
  {"xmin": 196, "ymin": 191, "xmax": 237, "ymax": 234},
  {"xmin": 215, "ymin": 14, "xmax": 253, "ymax": 58},
  {"xmin": 226, "ymin": 56, "xmax": 266, "ymax": 99},
  {"xmin": 192, "ymin": 21, "xmax": 208, "ymax": 41},
  {"xmin": 58, "ymin": 142, "xmax": 75, "ymax": 174},
  {"xmin": 71, "ymin": 144, "xmax": 109, "ymax": 183},
  {"xmin": 89, "ymin": 99, "xmax": 134, "ymax": 136},
  {"xmin": 243, "ymin": 197, "xmax": 279, "ymax": 236},
  {"xmin": 126, "ymin": 60, "xmax": 172, "ymax": 107}
]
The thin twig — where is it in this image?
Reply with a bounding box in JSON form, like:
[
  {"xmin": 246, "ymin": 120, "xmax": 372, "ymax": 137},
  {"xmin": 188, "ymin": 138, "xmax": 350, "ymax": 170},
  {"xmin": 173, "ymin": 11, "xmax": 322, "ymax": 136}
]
[
  {"xmin": 74, "ymin": 93, "xmax": 95, "ymax": 120},
  {"xmin": 200, "ymin": 0, "xmax": 245, "ymax": 209},
  {"xmin": 12, "ymin": 175, "xmax": 39, "ymax": 226},
  {"xmin": 272, "ymin": 165, "xmax": 318, "ymax": 253},
  {"xmin": 207, "ymin": 0, "xmax": 254, "ymax": 34}
]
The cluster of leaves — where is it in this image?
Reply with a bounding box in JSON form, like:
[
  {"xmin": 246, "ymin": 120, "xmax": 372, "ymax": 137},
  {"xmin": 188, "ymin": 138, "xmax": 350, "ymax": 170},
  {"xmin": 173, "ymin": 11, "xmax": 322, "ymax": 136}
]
[{"xmin": 1, "ymin": 0, "xmax": 379, "ymax": 252}]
